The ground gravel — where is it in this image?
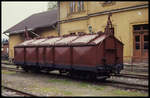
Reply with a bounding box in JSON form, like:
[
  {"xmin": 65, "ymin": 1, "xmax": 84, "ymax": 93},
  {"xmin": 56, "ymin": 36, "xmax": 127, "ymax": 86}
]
[{"xmin": 2, "ymin": 69, "xmax": 148, "ymax": 96}]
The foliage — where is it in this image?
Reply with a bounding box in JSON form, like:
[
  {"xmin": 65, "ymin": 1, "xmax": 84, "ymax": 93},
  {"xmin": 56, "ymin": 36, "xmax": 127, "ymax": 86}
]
[{"xmin": 47, "ymin": 2, "xmax": 58, "ymax": 11}]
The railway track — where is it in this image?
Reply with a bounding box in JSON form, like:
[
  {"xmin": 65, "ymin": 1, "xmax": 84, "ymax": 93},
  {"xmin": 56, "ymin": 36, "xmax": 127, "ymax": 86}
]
[
  {"xmin": 104, "ymin": 80, "xmax": 148, "ymax": 92},
  {"xmin": 2, "ymin": 66, "xmax": 21, "ymax": 72},
  {"xmin": 2, "ymin": 62, "xmax": 148, "ymax": 80},
  {"xmin": 2, "ymin": 85, "xmax": 37, "ymax": 97},
  {"xmin": 112, "ymin": 73, "xmax": 148, "ymax": 80},
  {"xmin": 2, "ymin": 65, "xmax": 148, "ymax": 92}
]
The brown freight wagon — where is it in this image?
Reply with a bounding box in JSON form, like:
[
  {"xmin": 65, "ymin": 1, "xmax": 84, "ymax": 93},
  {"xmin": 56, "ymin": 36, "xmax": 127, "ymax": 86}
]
[
  {"xmin": 14, "ymin": 33, "xmax": 123, "ymax": 79},
  {"xmin": 14, "ymin": 14, "xmax": 124, "ymax": 79}
]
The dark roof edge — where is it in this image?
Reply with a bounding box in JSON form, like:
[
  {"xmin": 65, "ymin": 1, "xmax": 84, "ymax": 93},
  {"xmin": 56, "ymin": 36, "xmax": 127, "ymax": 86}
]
[{"xmin": 5, "ymin": 22, "xmax": 57, "ymax": 35}]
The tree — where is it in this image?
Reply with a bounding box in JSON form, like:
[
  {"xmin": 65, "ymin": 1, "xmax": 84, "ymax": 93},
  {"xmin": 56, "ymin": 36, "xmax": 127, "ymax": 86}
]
[{"xmin": 47, "ymin": 2, "xmax": 58, "ymax": 11}]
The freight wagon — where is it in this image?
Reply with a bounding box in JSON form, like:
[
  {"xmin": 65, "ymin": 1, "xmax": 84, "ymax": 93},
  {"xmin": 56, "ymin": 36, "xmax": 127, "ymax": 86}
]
[{"xmin": 14, "ymin": 15, "xmax": 124, "ymax": 80}]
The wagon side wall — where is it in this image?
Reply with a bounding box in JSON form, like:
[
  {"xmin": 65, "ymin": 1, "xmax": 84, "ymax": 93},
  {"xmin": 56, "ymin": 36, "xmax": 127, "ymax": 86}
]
[
  {"xmin": 14, "ymin": 47, "xmax": 25, "ymax": 65},
  {"xmin": 54, "ymin": 47, "xmax": 71, "ymax": 69},
  {"xmin": 45, "ymin": 47, "xmax": 54, "ymax": 65},
  {"xmin": 25, "ymin": 47, "xmax": 37, "ymax": 66},
  {"xmin": 38, "ymin": 47, "xmax": 45, "ymax": 66},
  {"xmin": 96, "ymin": 43, "xmax": 104, "ymax": 66},
  {"xmin": 72, "ymin": 46, "xmax": 99, "ymax": 71}
]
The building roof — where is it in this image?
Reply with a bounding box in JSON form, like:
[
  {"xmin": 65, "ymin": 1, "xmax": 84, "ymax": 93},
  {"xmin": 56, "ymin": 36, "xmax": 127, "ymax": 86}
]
[{"xmin": 3, "ymin": 8, "xmax": 58, "ymax": 35}]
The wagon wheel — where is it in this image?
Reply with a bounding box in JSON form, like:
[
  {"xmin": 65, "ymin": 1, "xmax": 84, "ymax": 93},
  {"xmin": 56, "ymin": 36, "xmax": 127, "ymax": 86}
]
[
  {"xmin": 89, "ymin": 73, "xmax": 97, "ymax": 80},
  {"xmin": 22, "ymin": 67, "xmax": 29, "ymax": 72},
  {"xmin": 31, "ymin": 67, "xmax": 41, "ymax": 73}
]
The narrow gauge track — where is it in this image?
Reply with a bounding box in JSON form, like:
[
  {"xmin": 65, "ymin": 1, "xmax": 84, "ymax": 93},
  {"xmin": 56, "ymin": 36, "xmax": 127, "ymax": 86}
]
[
  {"xmin": 2, "ymin": 66, "xmax": 21, "ymax": 72},
  {"xmin": 112, "ymin": 74, "xmax": 148, "ymax": 80},
  {"xmin": 2, "ymin": 85, "xmax": 37, "ymax": 97},
  {"xmin": 2, "ymin": 62, "xmax": 148, "ymax": 80},
  {"xmin": 2, "ymin": 66, "xmax": 148, "ymax": 92}
]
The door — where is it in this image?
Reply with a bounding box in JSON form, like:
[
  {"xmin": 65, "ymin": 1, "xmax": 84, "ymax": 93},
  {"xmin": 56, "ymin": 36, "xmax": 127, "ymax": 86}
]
[{"xmin": 133, "ymin": 24, "xmax": 148, "ymax": 62}]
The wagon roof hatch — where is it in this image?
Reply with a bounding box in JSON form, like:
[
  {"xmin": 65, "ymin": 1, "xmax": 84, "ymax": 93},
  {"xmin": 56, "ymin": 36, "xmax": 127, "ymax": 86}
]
[
  {"xmin": 16, "ymin": 39, "xmax": 35, "ymax": 46},
  {"xmin": 55, "ymin": 36, "xmax": 79, "ymax": 46},
  {"xmin": 39, "ymin": 37, "xmax": 62, "ymax": 46},
  {"xmin": 90, "ymin": 34, "xmax": 124, "ymax": 45},
  {"xmin": 28, "ymin": 38, "xmax": 47, "ymax": 45},
  {"xmin": 70, "ymin": 34, "xmax": 99, "ymax": 45},
  {"xmin": 90, "ymin": 34, "xmax": 107, "ymax": 45}
]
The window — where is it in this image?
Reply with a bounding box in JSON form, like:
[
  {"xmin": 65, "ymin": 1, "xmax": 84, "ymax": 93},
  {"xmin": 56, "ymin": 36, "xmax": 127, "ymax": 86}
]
[
  {"xmin": 144, "ymin": 43, "xmax": 148, "ymax": 49},
  {"xmin": 135, "ymin": 36, "xmax": 140, "ymax": 42},
  {"xmin": 135, "ymin": 35, "xmax": 140, "ymax": 50},
  {"xmin": 77, "ymin": 1, "xmax": 84, "ymax": 12},
  {"xmin": 133, "ymin": 24, "xmax": 149, "ymax": 31},
  {"xmin": 72, "ymin": 2, "xmax": 76, "ymax": 12},
  {"xmin": 102, "ymin": 1, "xmax": 115, "ymax": 7},
  {"xmin": 105, "ymin": 1, "xmax": 112, "ymax": 3},
  {"xmin": 136, "ymin": 43, "xmax": 140, "ymax": 49},
  {"xmin": 69, "ymin": 2, "xmax": 73, "ymax": 13},
  {"xmin": 133, "ymin": 25, "xmax": 141, "ymax": 31},
  {"xmin": 69, "ymin": 1, "xmax": 84, "ymax": 14},
  {"xmin": 69, "ymin": 2, "xmax": 76, "ymax": 13},
  {"xmin": 144, "ymin": 35, "xmax": 148, "ymax": 50},
  {"xmin": 144, "ymin": 35, "xmax": 148, "ymax": 41},
  {"xmin": 143, "ymin": 24, "xmax": 149, "ymax": 30}
]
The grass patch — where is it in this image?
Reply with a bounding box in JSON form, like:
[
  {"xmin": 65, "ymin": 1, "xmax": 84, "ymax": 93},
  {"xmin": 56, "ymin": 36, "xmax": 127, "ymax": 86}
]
[
  {"xmin": 48, "ymin": 78, "xmax": 74, "ymax": 85},
  {"xmin": 62, "ymin": 91, "xmax": 73, "ymax": 96},
  {"xmin": 77, "ymin": 81, "xmax": 90, "ymax": 88},
  {"xmin": 31, "ymin": 85, "xmax": 60, "ymax": 96},
  {"xmin": 92, "ymin": 85, "xmax": 106, "ymax": 91},
  {"xmin": 111, "ymin": 89, "xmax": 148, "ymax": 96}
]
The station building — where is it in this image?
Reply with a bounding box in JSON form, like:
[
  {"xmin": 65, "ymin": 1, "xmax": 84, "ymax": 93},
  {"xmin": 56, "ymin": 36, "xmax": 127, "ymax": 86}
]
[{"xmin": 58, "ymin": 1, "xmax": 149, "ymax": 63}]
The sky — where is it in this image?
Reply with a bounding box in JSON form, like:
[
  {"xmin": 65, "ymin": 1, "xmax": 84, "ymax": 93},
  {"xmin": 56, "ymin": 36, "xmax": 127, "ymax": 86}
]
[{"xmin": 1, "ymin": 1, "xmax": 50, "ymax": 40}]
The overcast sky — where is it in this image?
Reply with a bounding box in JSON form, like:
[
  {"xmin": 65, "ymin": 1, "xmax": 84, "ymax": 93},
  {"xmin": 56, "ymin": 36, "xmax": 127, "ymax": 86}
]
[{"xmin": 1, "ymin": 1, "xmax": 50, "ymax": 40}]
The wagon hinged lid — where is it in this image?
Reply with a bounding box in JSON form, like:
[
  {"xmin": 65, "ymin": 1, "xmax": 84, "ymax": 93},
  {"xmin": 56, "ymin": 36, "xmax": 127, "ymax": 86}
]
[
  {"xmin": 26, "ymin": 38, "xmax": 47, "ymax": 46},
  {"xmin": 89, "ymin": 34, "xmax": 107, "ymax": 45},
  {"xmin": 39, "ymin": 36, "xmax": 62, "ymax": 46},
  {"xmin": 89, "ymin": 33, "xmax": 124, "ymax": 45},
  {"xmin": 70, "ymin": 34, "xmax": 99, "ymax": 46},
  {"xmin": 15, "ymin": 39, "xmax": 35, "ymax": 47},
  {"xmin": 54, "ymin": 35, "xmax": 79, "ymax": 46}
]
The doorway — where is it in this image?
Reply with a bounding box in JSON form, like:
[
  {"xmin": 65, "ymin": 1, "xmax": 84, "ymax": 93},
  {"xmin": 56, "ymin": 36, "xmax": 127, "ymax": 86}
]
[{"xmin": 133, "ymin": 24, "xmax": 148, "ymax": 62}]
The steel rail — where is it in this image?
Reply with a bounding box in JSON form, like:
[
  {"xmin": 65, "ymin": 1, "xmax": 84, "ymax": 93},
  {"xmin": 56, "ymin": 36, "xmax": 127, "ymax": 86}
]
[
  {"xmin": 120, "ymin": 73, "xmax": 148, "ymax": 78},
  {"xmin": 2, "ymin": 66, "xmax": 21, "ymax": 72},
  {"xmin": 112, "ymin": 74, "xmax": 148, "ymax": 80},
  {"xmin": 2, "ymin": 85, "xmax": 37, "ymax": 97}
]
